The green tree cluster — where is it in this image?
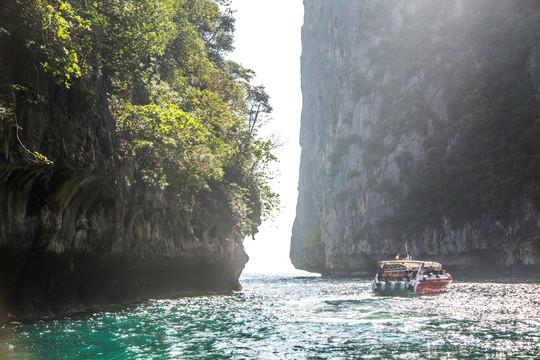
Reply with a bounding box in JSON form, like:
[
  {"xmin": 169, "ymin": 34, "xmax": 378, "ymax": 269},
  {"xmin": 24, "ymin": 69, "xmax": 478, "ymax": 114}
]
[{"xmin": 1, "ymin": 0, "xmax": 278, "ymax": 239}]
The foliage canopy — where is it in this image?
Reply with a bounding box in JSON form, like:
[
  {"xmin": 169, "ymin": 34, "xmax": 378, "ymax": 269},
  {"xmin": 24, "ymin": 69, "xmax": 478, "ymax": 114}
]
[{"xmin": 2, "ymin": 0, "xmax": 278, "ymax": 239}]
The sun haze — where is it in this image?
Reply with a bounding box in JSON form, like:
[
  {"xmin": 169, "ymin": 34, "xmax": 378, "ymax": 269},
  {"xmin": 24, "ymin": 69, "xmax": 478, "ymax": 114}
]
[{"xmin": 229, "ymin": 0, "xmax": 304, "ymax": 274}]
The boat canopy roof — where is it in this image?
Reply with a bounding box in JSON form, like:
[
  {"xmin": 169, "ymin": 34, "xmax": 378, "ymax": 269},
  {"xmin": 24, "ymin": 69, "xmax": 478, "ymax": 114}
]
[{"xmin": 379, "ymin": 260, "xmax": 443, "ymax": 272}]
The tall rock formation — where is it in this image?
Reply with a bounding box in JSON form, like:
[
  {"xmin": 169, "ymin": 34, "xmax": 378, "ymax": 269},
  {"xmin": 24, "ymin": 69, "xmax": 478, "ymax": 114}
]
[
  {"xmin": 0, "ymin": 0, "xmax": 252, "ymax": 319},
  {"xmin": 292, "ymin": 0, "xmax": 540, "ymax": 276}
]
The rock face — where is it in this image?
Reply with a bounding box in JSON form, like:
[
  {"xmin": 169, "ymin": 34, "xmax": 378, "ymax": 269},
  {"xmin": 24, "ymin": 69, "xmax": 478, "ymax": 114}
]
[
  {"xmin": 0, "ymin": 16, "xmax": 247, "ymax": 319},
  {"xmin": 292, "ymin": 0, "xmax": 540, "ymax": 277}
]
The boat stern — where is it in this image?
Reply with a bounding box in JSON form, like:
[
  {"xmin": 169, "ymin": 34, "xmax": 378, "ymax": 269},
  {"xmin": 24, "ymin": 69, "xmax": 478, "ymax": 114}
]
[{"xmin": 414, "ymin": 275, "xmax": 452, "ymax": 295}]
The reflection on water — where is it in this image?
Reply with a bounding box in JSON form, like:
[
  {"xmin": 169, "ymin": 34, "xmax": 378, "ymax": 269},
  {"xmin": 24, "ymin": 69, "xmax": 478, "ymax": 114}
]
[{"xmin": 1, "ymin": 274, "xmax": 539, "ymax": 359}]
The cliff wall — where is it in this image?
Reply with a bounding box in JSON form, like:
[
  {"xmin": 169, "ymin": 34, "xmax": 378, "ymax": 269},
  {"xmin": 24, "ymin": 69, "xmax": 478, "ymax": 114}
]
[
  {"xmin": 0, "ymin": 0, "xmax": 253, "ymax": 319},
  {"xmin": 292, "ymin": 0, "xmax": 540, "ymax": 277}
]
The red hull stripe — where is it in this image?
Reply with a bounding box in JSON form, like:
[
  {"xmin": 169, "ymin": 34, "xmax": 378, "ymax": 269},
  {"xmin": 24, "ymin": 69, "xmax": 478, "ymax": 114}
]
[{"xmin": 416, "ymin": 280, "xmax": 452, "ymax": 295}]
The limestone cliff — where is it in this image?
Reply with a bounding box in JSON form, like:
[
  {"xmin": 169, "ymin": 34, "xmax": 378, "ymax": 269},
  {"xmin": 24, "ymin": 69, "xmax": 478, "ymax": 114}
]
[
  {"xmin": 292, "ymin": 0, "xmax": 540, "ymax": 276},
  {"xmin": 0, "ymin": 0, "xmax": 255, "ymax": 319}
]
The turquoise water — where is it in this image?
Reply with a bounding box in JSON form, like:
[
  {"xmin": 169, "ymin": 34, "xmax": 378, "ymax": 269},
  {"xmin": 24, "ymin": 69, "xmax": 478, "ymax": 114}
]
[{"xmin": 1, "ymin": 273, "xmax": 539, "ymax": 359}]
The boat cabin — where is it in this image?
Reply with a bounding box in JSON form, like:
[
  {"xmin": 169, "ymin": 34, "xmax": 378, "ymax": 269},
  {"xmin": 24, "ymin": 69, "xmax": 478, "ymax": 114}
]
[{"xmin": 378, "ymin": 260, "xmax": 446, "ymax": 281}]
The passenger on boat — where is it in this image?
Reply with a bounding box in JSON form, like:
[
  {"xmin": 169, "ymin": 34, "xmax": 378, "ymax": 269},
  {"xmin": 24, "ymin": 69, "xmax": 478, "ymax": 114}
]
[
  {"xmin": 377, "ymin": 269, "xmax": 384, "ymax": 281},
  {"xmin": 407, "ymin": 272, "xmax": 414, "ymax": 290}
]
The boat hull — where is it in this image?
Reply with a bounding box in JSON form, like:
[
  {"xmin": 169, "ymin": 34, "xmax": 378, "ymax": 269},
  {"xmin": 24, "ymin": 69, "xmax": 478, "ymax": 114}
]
[
  {"xmin": 372, "ymin": 278, "xmax": 452, "ymax": 296},
  {"xmin": 414, "ymin": 278, "xmax": 452, "ymax": 295}
]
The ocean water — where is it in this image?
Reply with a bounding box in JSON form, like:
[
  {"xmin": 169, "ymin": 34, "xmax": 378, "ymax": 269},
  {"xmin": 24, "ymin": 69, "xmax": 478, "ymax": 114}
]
[{"xmin": 1, "ymin": 273, "xmax": 539, "ymax": 359}]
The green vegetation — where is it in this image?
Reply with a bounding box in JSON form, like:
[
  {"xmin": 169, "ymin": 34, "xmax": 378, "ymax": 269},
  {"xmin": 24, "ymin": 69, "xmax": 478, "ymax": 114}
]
[
  {"xmin": 1, "ymin": 0, "xmax": 278, "ymax": 238},
  {"xmin": 327, "ymin": 134, "xmax": 361, "ymax": 176},
  {"xmin": 359, "ymin": 0, "xmax": 540, "ymax": 235},
  {"xmin": 303, "ymin": 224, "xmax": 322, "ymax": 249},
  {"xmin": 351, "ymin": 72, "xmax": 373, "ymax": 100},
  {"xmin": 334, "ymin": 191, "xmax": 348, "ymax": 204},
  {"xmin": 346, "ymin": 169, "xmax": 360, "ymax": 180}
]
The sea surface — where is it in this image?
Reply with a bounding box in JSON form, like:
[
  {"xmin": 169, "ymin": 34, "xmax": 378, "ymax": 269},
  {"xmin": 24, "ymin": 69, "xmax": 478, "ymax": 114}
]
[{"xmin": 1, "ymin": 273, "xmax": 539, "ymax": 359}]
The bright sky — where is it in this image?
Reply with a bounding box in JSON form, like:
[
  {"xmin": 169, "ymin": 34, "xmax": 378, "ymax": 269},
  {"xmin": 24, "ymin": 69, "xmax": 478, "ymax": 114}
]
[{"xmin": 228, "ymin": 0, "xmax": 304, "ymax": 273}]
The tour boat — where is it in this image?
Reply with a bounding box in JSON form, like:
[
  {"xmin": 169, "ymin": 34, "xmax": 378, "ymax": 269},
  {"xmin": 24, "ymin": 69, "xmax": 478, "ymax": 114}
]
[{"xmin": 371, "ymin": 260, "xmax": 452, "ymax": 296}]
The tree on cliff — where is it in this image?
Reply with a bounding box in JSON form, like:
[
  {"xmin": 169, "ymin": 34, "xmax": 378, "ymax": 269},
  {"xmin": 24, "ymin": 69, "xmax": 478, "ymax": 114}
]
[{"xmin": 0, "ymin": 0, "xmax": 278, "ymax": 239}]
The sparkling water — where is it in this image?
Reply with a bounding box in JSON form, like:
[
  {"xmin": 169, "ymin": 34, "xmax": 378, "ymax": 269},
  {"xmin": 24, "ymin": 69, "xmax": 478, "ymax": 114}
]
[{"xmin": 1, "ymin": 273, "xmax": 539, "ymax": 359}]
